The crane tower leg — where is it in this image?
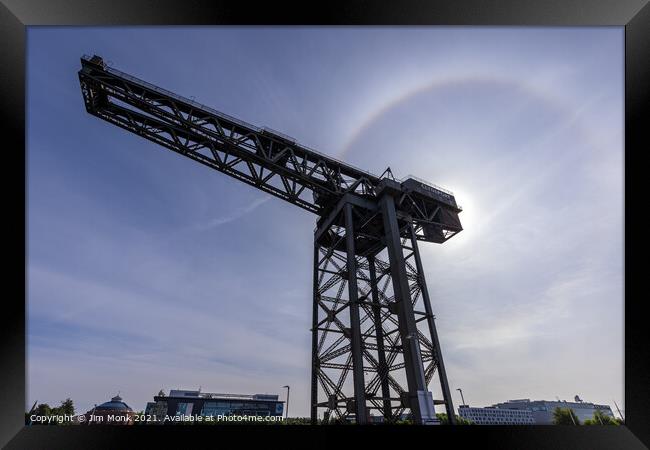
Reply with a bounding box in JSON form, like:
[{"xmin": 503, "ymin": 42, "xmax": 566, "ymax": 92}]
[{"xmin": 311, "ymin": 195, "xmax": 454, "ymax": 425}]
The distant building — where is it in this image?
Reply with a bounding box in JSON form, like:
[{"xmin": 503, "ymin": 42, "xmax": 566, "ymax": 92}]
[
  {"xmin": 80, "ymin": 394, "xmax": 135, "ymax": 425},
  {"xmin": 144, "ymin": 389, "xmax": 284, "ymax": 420},
  {"xmin": 490, "ymin": 398, "xmax": 615, "ymax": 424},
  {"xmin": 144, "ymin": 390, "xmax": 168, "ymax": 421},
  {"xmin": 458, "ymin": 405, "xmax": 535, "ymax": 425}
]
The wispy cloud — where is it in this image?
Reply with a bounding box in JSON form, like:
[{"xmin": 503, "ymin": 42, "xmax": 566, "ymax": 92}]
[
  {"xmin": 28, "ymin": 264, "xmax": 309, "ymax": 414},
  {"xmin": 194, "ymin": 196, "xmax": 271, "ymax": 231}
]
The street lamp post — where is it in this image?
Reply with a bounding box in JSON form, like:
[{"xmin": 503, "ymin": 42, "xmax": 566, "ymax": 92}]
[
  {"xmin": 456, "ymin": 388, "xmax": 466, "ymax": 406},
  {"xmin": 282, "ymin": 385, "xmax": 290, "ymax": 420}
]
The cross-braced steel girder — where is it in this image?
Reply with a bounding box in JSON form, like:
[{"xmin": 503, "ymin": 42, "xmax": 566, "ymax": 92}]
[
  {"xmin": 311, "ymin": 192, "xmax": 456, "ymax": 425},
  {"xmin": 77, "ymin": 55, "xmax": 462, "ymax": 426}
]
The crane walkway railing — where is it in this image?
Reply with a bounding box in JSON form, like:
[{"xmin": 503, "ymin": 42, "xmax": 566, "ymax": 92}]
[{"xmin": 83, "ymin": 55, "xmax": 380, "ymax": 181}]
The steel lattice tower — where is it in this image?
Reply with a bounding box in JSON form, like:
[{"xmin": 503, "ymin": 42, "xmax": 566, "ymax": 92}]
[{"xmin": 78, "ymin": 55, "xmax": 463, "ymax": 425}]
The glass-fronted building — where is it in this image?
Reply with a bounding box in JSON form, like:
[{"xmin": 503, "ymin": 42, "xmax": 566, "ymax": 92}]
[{"xmin": 145, "ymin": 389, "xmax": 284, "ymax": 419}]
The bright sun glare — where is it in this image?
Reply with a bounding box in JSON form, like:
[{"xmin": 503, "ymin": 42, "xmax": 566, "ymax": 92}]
[{"xmin": 450, "ymin": 187, "xmax": 477, "ymax": 244}]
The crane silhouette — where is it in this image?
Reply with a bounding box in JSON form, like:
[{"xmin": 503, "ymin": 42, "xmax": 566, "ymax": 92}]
[{"xmin": 78, "ymin": 55, "xmax": 463, "ymax": 425}]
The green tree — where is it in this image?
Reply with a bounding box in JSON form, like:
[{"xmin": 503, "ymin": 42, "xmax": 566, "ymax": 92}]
[
  {"xmin": 35, "ymin": 403, "xmax": 52, "ymax": 417},
  {"xmin": 57, "ymin": 398, "xmax": 75, "ymax": 416},
  {"xmin": 25, "ymin": 399, "xmax": 76, "ymax": 425},
  {"xmin": 583, "ymin": 410, "xmax": 620, "ymax": 426},
  {"xmin": 281, "ymin": 417, "xmax": 311, "ymax": 425},
  {"xmin": 49, "ymin": 398, "xmax": 74, "ymax": 416},
  {"xmin": 25, "ymin": 403, "xmax": 52, "ymax": 425},
  {"xmin": 552, "ymin": 407, "xmax": 580, "ymax": 425},
  {"xmin": 436, "ymin": 412, "xmax": 473, "ymax": 425}
]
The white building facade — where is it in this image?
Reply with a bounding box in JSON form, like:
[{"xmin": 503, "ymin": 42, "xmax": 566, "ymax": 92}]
[
  {"xmin": 458, "ymin": 405, "xmax": 535, "ymax": 425},
  {"xmin": 489, "ymin": 398, "xmax": 615, "ymax": 424}
]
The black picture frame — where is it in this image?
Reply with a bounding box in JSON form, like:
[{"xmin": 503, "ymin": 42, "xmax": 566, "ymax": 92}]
[{"xmin": 2, "ymin": 1, "xmax": 647, "ymax": 448}]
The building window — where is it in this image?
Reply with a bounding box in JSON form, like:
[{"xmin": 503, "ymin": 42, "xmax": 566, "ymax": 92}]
[
  {"xmin": 176, "ymin": 402, "xmax": 193, "ymax": 415},
  {"xmin": 202, "ymin": 401, "xmax": 230, "ymax": 417}
]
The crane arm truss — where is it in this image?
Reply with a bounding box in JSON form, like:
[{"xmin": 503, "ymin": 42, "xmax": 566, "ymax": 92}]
[{"xmin": 78, "ymin": 55, "xmax": 380, "ymax": 215}]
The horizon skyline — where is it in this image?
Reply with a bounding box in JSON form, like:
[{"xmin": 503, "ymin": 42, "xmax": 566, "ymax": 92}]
[{"xmin": 32, "ymin": 388, "xmax": 622, "ymax": 420}]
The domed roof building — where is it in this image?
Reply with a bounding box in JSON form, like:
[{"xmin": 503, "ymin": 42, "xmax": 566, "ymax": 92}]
[
  {"xmin": 96, "ymin": 394, "xmax": 132, "ymax": 412},
  {"xmin": 81, "ymin": 394, "xmax": 136, "ymax": 425}
]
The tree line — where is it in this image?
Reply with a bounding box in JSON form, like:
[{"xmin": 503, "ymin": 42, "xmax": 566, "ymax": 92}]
[
  {"xmin": 24, "ymin": 399, "xmax": 622, "ymax": 426},
  {"xmin": 25, "ymin": 398, "xmax": 75, "ymax": 424},
  {"xmin": 551, "ymin": 407, "xmax": 623, "ymax": 425}
]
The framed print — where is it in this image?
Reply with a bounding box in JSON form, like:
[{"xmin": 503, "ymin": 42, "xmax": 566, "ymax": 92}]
[{"xmin": 2, "ymin": 0, "xmax": 647, "ymax": 448}]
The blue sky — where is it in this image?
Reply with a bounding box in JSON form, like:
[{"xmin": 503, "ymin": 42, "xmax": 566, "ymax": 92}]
[{"xmin": 27, "ymin": 27, "xmax": 623, "ymax": 417}]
